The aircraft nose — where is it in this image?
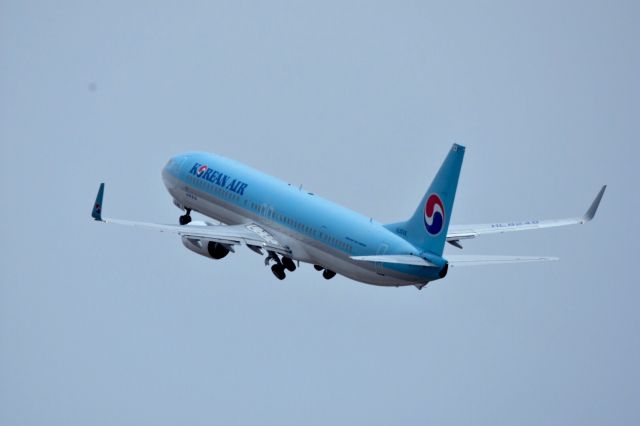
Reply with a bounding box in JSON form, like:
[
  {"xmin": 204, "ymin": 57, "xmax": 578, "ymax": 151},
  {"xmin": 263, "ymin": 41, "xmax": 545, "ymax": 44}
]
[
  {"xmin": 162, "ymin": 157, "xmax": 174, "ymax": 175},
  {"xmin": 164, "ymin": 154, "xmax": 187, "ymax": 171},
  {"xmin": 162, "ymin": 155, "xmax": 186, "ymax": 179},
  {"xmin": 162, "ymin": 155, "xmax": 187, "ymax": 191}
]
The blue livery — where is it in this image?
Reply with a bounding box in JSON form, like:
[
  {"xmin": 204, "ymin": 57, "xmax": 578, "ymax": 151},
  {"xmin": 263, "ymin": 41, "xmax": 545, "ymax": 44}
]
[{"xmin": 91, "ymin": 144, "xmax": 604, "ymax": 289}]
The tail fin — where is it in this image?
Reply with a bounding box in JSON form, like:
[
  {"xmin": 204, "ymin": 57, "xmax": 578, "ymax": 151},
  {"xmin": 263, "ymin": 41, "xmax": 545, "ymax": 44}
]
[{"xmin": 386, "ymin": 144, "xmax": 465, "ymax": 256}]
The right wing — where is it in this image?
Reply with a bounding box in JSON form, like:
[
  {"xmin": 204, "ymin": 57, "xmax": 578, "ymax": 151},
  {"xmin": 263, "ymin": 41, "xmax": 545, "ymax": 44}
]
[
  {"xmin": 447, "ymin": 185, "xmax": 606, "ymax": 247},
  {"xmin": 91, "ymin": 183, "xmax": 291, "ymax": 255}
]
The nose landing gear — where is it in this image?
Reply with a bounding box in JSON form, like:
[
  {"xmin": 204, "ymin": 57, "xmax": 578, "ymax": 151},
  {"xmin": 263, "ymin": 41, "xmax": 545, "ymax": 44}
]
[{"xmin": 179, "ymin": 208, "xmax": 192, "ymax": 225}]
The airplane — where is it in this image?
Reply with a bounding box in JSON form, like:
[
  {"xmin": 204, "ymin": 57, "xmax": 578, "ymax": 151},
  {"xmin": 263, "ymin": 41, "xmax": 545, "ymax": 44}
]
[{"xmin": 91, "ymin": 144, "xmax": 605, "ymax": 289}]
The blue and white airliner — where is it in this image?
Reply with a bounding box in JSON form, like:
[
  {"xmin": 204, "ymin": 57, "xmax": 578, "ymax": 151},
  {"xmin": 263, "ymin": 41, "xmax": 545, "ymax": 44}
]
[{"xmin": 91, "ymin": 144, "xmax": 605, "ymax": 289}]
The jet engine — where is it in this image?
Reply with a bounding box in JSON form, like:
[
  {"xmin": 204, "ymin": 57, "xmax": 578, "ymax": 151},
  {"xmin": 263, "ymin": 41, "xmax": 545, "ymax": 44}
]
[{"xmin": 181, "ymin": 237, "xmax": 231, "ymax": 260}]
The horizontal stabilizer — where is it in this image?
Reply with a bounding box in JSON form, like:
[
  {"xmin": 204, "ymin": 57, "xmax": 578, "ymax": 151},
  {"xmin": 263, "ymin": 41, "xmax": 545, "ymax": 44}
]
[
  {"xmin": 351, "ymin": 255, "xmax": 436, "ymax": 267},
  {"xmin": 446, "ymin": 255, "xmax": 558, "ymax": 267}
]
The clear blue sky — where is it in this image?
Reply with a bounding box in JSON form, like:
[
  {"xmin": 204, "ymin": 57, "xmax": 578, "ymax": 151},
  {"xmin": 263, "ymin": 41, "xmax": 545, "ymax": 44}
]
[{"xmin": 1, "ymin": 1, "xmax": 638, "ymax": 425}]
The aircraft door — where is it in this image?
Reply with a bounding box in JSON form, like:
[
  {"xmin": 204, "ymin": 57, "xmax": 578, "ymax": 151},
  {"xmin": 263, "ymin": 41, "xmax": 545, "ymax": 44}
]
[{"xmin": 375, "ymin": 243, "xmax": 388, "ymax": 275}]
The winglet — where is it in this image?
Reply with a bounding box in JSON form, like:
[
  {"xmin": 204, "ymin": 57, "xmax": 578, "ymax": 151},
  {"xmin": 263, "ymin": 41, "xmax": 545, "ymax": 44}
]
[
  {"xmin": 92, "ymin": 183, "xmax": 105, "ymax": 221},
  {"xmin": 582, "ymin": 185, "xmax": 606, "ymax": 222}
]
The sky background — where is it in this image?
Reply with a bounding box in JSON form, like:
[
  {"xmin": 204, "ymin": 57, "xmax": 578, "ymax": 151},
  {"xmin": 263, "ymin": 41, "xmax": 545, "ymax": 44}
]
[{"xmin": 1, "ymin": 0, "xmax": 638, "ymax": 425}]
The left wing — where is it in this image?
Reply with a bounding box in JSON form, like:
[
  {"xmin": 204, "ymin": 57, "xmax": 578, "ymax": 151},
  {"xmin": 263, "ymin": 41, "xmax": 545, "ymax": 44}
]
[
  {"xmin": 91, "ymin": 183, "xmax": 291, "ymax": 255},
  {"xmin": 447, "ymin": 185, "xmax": 606, "ymax": 248}
]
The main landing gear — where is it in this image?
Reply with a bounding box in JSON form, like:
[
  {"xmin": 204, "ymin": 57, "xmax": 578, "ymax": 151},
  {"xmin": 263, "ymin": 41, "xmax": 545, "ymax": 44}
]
[
  {"xmin": 179, "ymin": 208, "xmax": 192, "ymax": 225},
  {"xmin": 322, "ymin": 269, "xmax": 336, "ymax": 280},
  {"xmin": 314, "ymin": 265, "xmax": 336, "ymax": 280},
  {"xmin": 271, "ymin": 263, "xmax": 286, "ymax": 280},
  {"xmin": 281, "ymin": 257, "xmax": 296, "ymax": 272},
  {"xmin": 266, "ymin": 252, "xmax": 297, "ymax": 280}
]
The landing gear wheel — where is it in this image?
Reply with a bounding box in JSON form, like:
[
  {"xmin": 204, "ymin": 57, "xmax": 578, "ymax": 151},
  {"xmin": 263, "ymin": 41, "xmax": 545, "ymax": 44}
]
[
  {"xmin": 179, "ymin": 208, "xmax": 192, "ymax": 225},
  {"xmin": 271, "ymin": 264, "xmax": 286, "ymax": 280},
  {"xmin": 314, "ymin": 265, "xmax": 324, "ymax": 271},
  {"xmin": 322, "ymin": 269, "xmax": 336, "ymax": 280},
  {"xmin": 282, "ymin": 257, "xmax": 296, "ymax": 272}
]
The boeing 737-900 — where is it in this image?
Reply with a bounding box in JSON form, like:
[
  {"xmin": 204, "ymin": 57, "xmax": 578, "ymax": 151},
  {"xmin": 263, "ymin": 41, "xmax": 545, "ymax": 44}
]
[{"xmin": 91, "ymin": 144, "xmax": 605, "ymax": 289}]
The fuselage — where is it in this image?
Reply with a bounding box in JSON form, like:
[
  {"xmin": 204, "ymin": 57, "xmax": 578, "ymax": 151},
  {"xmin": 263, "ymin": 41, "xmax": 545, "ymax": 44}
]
[{"xmin": 162, "ymin": 152, "xmax": 442, "ymax": 286}]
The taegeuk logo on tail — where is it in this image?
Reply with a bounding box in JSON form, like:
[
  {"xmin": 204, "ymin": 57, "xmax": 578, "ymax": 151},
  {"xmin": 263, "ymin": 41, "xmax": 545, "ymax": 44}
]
[{"xmin": 424, "ymin": 194, "xmax": 445, "ymax": 235}]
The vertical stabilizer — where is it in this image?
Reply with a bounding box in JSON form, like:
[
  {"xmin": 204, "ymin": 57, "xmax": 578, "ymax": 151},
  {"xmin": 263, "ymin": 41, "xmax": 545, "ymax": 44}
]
[{"xmin": 389, "ymin": 144, "xmax": 465, "ymax": 256}]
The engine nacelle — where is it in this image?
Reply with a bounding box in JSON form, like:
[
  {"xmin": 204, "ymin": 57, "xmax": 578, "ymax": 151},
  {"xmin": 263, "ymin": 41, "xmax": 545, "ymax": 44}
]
[{"xmin": 181, "ymin": 237, "xmax": 230, "ymax": 260}]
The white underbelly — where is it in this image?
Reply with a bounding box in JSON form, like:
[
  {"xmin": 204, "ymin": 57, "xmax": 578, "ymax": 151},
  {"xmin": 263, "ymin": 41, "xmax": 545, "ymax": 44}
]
[{"xmin": 168, "ymin": 180, "xmax": 423, "ymax": 287}]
